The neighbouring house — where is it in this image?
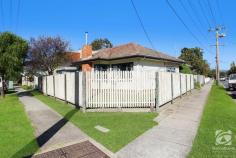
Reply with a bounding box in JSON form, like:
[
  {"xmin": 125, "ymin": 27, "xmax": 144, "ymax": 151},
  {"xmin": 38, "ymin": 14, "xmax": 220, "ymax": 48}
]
[
  {"xmin": 22, "ymin": 50, "xmax": 81, "ymax": 87},
  {"xmin": 54, "ymin": 50, "xmax": 81, "ymax": 74},
  {"xmin": 72, "ymin": 42, "xmax": 185, "ymax": 72}
]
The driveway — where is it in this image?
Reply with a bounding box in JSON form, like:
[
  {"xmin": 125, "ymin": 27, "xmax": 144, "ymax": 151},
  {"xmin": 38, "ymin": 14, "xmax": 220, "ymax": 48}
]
[{"xmin": 116, "ymin": 82, "xmax": 212, "ymax": 158}]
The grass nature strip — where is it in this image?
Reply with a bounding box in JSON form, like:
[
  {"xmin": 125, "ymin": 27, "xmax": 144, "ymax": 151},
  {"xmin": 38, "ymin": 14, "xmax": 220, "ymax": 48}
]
[
  {"xmin": 188, "ymin": 85, "xmax": 236, "ymax": 157},
  {"xmin": 0, "ymin": 94, "xmax": 38, "ymax": 158},
  {"xmin": 32, "ymin": 91, "xmax": 158, "ymax": 152}
]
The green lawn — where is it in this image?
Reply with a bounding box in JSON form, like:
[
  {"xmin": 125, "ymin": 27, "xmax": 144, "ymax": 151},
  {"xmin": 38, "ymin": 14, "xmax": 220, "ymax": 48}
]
[
  {"xmin": 32, "ymin": 91, "xmax": 158, "ymax": 152},
  {"xmin": 0, "ymin": 94, "xmax": 38, "ymax": 158},
  {"xmin": 188, "ymin": 84, "xmax": 236, "ymax": 157}
]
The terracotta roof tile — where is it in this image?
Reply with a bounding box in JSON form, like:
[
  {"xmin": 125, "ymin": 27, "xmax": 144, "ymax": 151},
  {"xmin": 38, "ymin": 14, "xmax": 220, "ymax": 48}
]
[{"xmin": 75, "ymin": 43, "xmax": 184, "ymax": 63}]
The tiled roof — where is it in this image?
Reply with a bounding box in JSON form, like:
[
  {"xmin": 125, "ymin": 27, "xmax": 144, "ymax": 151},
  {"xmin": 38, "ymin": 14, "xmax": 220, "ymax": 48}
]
[{"xmin": 75, "ymin": 43, "xmax": 184, "ymax": 63}]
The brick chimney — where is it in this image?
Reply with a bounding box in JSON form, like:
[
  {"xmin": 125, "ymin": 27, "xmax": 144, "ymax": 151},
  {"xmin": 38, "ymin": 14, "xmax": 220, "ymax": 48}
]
[{"xmin": 81, "ymin": 45, "xmax": 92, "ymax": 72}]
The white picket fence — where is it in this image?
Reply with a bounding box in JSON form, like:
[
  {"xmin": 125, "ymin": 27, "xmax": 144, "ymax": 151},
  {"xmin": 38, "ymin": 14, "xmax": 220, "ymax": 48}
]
[
  {"xmin": 39, "ymin": 70, "xmax": 206, "ymax": 109},
  {"xmin": 85, "ymin": 71, "xmax": 195, "ymax": 108},
  {"xmin": 41, "ymin": 72, "xmax": 83, "ymax": 105},
  {"xmin": 85, "ymin": 71, "xmax": 156, "ymax": 108}
]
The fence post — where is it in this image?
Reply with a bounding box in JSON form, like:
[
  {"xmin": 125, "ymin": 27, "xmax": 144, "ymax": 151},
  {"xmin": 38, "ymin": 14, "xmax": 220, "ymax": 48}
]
[
  {"xmin": 180, "ymin": 74, "xmax": 182, "ymax": 98},
  {"xmin": 45, "ymin": 76, "xmax": 48, "ymax": 95},
  {"xmin": 155, "ymin": 71, "xmax": 160, "ymax": 111},
  {"xmin": 185, "ymin": 74, "xmax": 188, "ymax": 95},
  {"xmin": 53, "ymin": 75, "xmax": 56, "ymax": 99},
  {"xmin": 64, "ymin": 74, "xmax": 67, "ymax": 104},
  {"xmin": 82, "ymin": 72, "xmax": 86, "ymax": 112},
  {"xmin": 190, "ymin": 75, "xmax": 192, "ymax": 93},
  {"xmin": 171, "ymin": 73, "xmax": 174, "ymax": 104},
  {"xmin": 74, "ymin": 72, "xmax": 79, "ymax": 108}
]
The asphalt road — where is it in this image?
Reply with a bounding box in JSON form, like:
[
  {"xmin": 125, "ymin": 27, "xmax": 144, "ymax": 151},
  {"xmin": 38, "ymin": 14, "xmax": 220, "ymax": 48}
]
[{"xmin": 221, "ymin": 80, "xmax": 236, "ymax": 102}]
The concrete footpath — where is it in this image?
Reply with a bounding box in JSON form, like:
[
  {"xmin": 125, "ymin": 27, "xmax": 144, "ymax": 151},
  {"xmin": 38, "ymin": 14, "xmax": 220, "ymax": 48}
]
[
  {"xmin": 116, "ymin": 82, "xmax": 212, "ymax": 158},
  {"xmin": 17, "ymin": 89, "xmax": 112, "ymax": 157}
]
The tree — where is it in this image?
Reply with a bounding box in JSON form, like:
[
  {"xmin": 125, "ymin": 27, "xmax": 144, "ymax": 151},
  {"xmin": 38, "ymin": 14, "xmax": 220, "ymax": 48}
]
[
  {"xmin": 27, "ymin": 36, "xmax": 69, "ymax": 75},
  {"xmin": 228, "ymin": 62, "xmax": 236, "ymax": 75},
  {"xmin": 0, "ymin": 32, "xmax": 28, "ymax": 97},
  {"xmin": 91, "ymin": 38, "xmax": 113, "ymax": 50},
  {"xmin": 180, "ymin": 64, "xmax": 192, "ymax": 74},
  {"xmin": 179, "ymin": 47, "xmax": 210, "ymax": 75}
]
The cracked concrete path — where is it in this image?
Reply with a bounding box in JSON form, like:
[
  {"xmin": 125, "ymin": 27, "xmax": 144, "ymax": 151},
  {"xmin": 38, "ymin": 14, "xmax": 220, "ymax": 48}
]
[{"xmin": 116, "ymin": 82, "xmax": 212, "ymax": 158}]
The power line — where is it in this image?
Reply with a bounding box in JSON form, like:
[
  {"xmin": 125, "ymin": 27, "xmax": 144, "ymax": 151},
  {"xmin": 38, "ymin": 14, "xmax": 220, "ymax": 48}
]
[
  {"xmin": 10, "ymin": 0, "xmax": 12, "ymax": 29},
  {"xmin": 16, "ymin": 0, "xmax": 21, "ymax": 33},
  {"xmin": 166, "ymin": 0, "xmax": 204, "ymax": 47},
  {"xmin": 206, "ymin": 0, "xmax": 217, "ymax": 26},
  {"xmin": 166, "ymin": 0, "xmax": 212, "ymax": 54},
  {"xmin": 130, "ymin": 0, "xmax": 155, "ymax": 49},
  {"xmin": 186, "ymin": 0, "xmax": 208, "ymax": 31},
  {"xmin": 0, "ymin": 0, "xmax": 5, "ymax": 30},
  {"xmin": 198, "ymin": 0, "xmax": 211, "ymax": 28},
  {"xmin": 216, "ymin": 0, "xmax": 225, "ymax": 26},
  {"xmin": 179, "ymin": 0, "xmax": 208, "ymax": 41}
]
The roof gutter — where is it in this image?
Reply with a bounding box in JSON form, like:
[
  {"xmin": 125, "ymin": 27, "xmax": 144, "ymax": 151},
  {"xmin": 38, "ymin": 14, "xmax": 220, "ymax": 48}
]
[{"xmin": 71, "ymin": 55, "xmax": 185, "ymax": 66}]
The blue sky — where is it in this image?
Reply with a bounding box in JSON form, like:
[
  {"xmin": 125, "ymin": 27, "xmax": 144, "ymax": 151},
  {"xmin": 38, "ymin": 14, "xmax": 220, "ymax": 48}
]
[{"xmin": 0, "ymin": 0, "xmax": 235, "ymax": 70}]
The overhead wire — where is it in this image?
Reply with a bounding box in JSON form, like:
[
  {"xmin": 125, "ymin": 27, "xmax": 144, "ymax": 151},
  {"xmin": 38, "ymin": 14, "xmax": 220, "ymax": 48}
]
[
  {"xmin": 0, "ymin": 0, "xmax": 4, "ymax": 30},
  {"xmin": 206, "ymin": 0, "xmax": 217, "ymax": 27},
  {"xmin": 179, "ymin": 0, "xmax": 208, "ymax": 41},
  {"xmin": 166, "ymin": 0, "xmax": 210, "ymax": 53},
  {"xmin": 198, "ymin": 0, "xmax": 211, "ymax": 28},
  {"xmin": 16, "ymin": 0, "xmax": 21, "ymax": 33},
  {"xmin": 130, "ymin": 0, "xmax": 155, "ymax": 50}
]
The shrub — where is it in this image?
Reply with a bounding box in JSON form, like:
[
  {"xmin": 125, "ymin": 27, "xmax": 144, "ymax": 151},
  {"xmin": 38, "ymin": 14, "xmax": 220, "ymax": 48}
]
[
  {"xmin": 194, "ymin": 82, "xmax": 201, "ymax": 90},
  {"xmin": 21, "ymin": 85, "xmax": 33, "ymax": 90}
]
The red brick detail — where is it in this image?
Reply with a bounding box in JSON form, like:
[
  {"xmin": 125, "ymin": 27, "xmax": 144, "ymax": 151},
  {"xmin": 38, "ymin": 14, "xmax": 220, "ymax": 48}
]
[
  {"xmin": 70, "ymin": 53, "xmax": 80, "ymax": 62},
  {"xmin": 81, "ymin": 45, "xmax": 92, "ymax": 72},
  {"xmin": 82, "ymin": 63, "xmax": 92, "ymax": 72},
  {"xmin": 81, "ymin": 45, "xmax": 92, "ymax": 58}
]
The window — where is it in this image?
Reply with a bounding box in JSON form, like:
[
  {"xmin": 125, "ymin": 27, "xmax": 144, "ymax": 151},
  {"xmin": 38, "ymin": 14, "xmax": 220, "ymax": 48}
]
[
  {"xmin": 94, "ymin": 63, "xmax": 134, "ymax": 71},
  {"xmin": 111, "ymin": 62, "xmax": 133, "ymax": 71},
  {"xmin": 94, "ymin": 64, "xmax": 109, "ymax": 71},
  {"xmin": 230, "ymin": 74, "xmax": 236, "ymax": 80},
  {"xmin": 166, "ymin": 67, "xmax": 176, "ymax": 73}
]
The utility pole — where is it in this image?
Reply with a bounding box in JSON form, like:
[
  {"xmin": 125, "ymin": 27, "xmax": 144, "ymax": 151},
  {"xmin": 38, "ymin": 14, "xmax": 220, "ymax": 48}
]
[{"xmin": 209, "ymin": 26, "xmax": 226, "ymax": 85}]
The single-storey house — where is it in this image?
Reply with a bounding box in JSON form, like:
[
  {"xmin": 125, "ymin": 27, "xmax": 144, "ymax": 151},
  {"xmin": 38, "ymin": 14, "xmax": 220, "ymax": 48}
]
[{"xmin": 72, "ymin": 42, "xmax": 185, "ymax": 72}]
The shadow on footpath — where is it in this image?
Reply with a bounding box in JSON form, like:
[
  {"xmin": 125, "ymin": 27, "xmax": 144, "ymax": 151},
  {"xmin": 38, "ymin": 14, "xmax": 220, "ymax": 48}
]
[{"xmin": 12, "ymin": 92, "xmax": 79, "ymax": 158}]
